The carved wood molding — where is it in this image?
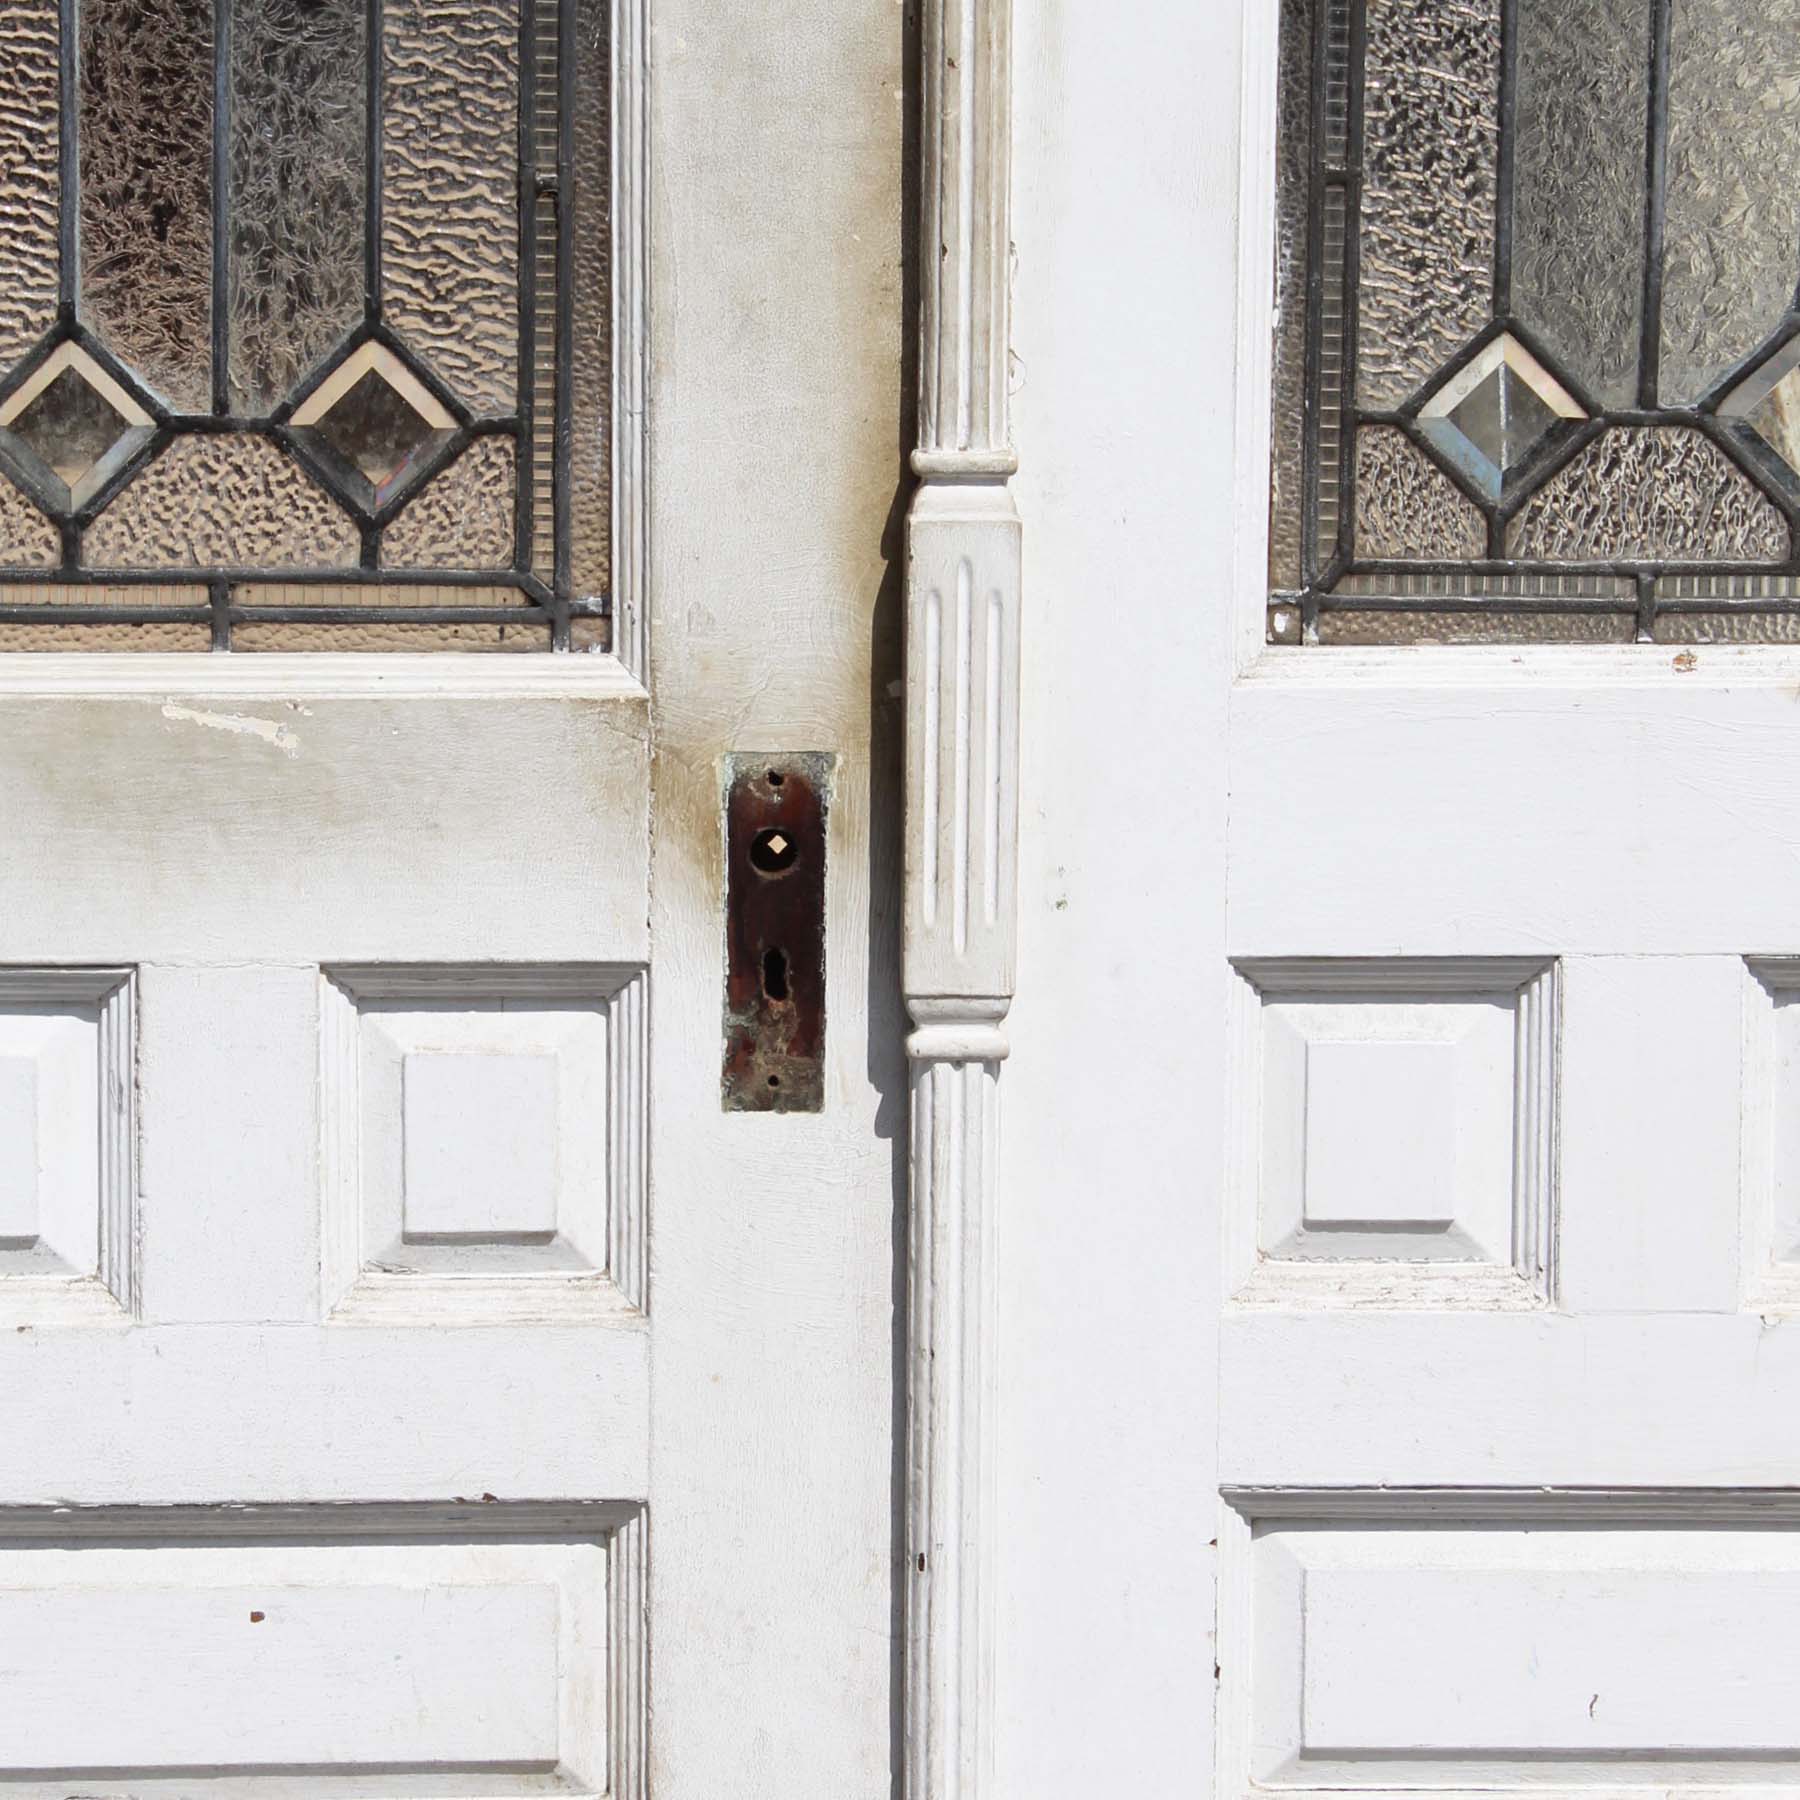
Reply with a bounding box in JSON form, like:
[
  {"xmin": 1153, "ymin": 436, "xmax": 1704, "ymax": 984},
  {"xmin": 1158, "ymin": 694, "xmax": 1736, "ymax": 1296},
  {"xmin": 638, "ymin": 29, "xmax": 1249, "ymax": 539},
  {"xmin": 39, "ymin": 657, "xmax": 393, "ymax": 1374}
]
[{"xmin": 905, "ymin": 0, "xmax": 1017, "ymax": 1795}]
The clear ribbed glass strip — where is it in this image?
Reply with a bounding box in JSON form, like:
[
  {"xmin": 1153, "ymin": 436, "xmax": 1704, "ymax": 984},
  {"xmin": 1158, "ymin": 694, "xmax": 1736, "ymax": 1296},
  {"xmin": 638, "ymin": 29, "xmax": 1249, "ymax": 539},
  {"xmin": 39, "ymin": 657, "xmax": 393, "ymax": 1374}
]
[
  {"xmin": 1314, "ymin": 185, "xmax": 1348, "ymax": 573},
  {"xmin": 528, "ymin": 0, "xmax": 561, "ymax": 573},
  {"xmin": 1269, "ymin": 0, "xmax": 1312, "ymax": 591},
  {"xmin": 568, "ymin": 0, "xmax": 611, "ymax": 603}
]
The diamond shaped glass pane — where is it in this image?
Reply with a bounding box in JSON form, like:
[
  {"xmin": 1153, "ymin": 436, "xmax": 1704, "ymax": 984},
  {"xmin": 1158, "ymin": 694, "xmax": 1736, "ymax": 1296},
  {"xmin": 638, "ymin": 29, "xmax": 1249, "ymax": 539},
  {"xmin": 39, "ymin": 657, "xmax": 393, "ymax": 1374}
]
[
  {"xmin": 1722, "ymin": 337, "xmax": 1800, "ymax": 487},
  {"xmin": 0, "ymin": 341, "xmax": 155, "ymax": 510},
  {"xmin": 1446, "ymin": 365, "xmax": 1559, "ymax": 477},
  {"xmin": 314, "ymin": 369, "xmax": 450, "ymax": 488},
  {"xmin": 292, "ymin": 342, "xmax": 458, "ymax": 511},
  {"xmin": 13, "ymin": 366, "xmax": 130, "ymax": 487},
  {"xmin": 1419, "ymin": 334, "xmax": 1586, "ymax": 502}
]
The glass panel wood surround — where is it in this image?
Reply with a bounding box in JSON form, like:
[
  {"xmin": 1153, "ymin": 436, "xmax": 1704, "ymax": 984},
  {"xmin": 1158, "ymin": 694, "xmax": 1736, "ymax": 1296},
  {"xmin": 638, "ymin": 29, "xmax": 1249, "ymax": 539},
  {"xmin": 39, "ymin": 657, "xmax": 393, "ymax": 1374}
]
[
  {"xmin": 0, "ymin": 0, "xmax": 608, "ymax": 651},
  {"xmin": 1271, "ymin": 0, "xmax": 1800, "ymax": 646}
]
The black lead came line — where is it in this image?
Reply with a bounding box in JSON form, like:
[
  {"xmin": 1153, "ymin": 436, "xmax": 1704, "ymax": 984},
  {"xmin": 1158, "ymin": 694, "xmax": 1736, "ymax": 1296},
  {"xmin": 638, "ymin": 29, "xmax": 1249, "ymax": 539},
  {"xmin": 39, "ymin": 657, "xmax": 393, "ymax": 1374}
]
[{"xmin": 1638, "ymin": 0, "xmax": 1674, "ymax": 414}]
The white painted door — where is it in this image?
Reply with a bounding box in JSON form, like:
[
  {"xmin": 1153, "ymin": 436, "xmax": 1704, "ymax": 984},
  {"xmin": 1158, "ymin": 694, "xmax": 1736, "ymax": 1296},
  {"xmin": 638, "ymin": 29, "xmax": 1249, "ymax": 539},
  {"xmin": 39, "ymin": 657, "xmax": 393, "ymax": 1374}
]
[
  {"xmin": 1205, "ymin": 2, "xmax": 1800, "ymax": 1795},
  {"xmin": 0, "ymin": 3, "xmax": 897, "ymax": 1797}
]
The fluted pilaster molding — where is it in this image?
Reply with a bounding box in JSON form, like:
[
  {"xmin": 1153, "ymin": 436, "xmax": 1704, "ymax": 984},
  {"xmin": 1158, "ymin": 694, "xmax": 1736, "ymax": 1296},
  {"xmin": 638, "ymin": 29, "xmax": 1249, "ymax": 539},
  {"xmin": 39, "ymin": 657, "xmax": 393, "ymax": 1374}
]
[{"xmin": 905, "ymin": 1, "xmax": 1017, "ymax": 1797}]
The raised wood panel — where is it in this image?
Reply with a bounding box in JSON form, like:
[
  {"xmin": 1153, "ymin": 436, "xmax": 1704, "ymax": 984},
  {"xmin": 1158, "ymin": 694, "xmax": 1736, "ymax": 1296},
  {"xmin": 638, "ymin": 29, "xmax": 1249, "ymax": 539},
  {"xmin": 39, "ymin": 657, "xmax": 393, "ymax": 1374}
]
[
  {"xmin": 0, "ymin": 1503, "xmax": 644, "ymax": 1800},
  {"xmin": 322, "ymin": 965, "xmax": 648, "ymax": 1325},
  {"xmin": 1228, "ymin": 960, "xmax": 1555, "ymax": 1309},
  {"xmin": 1221, "ymin": 1494, "xmax": 1800, "ymax": 1797}
]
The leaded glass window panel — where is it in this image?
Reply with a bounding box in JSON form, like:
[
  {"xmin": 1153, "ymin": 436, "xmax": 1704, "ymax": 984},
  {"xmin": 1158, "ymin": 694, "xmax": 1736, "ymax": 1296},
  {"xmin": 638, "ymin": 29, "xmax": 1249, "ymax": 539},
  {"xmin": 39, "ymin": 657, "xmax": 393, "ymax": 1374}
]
[
  {"xmin": 0, "ymin": 0, "xmax": 609, "ymax": 652},
  {"xmin": 1271, "ymin": 0, "xmax": 1800, "ymax": 645}
]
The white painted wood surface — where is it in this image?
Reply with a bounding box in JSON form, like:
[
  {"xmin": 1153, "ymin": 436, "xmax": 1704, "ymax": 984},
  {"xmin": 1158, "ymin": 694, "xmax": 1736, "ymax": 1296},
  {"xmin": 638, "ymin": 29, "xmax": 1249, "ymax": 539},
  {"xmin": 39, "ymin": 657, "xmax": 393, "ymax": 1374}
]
[
  {"xmin": 904, "ymin": 5, "xmax": 1020, "ymax": 1800},
  {"xmin": 1188, "ymin": 9, "xmax": 1800, "ymax": 1794},
  {"xmin": 999, "ymin": 0, "xmax": 1800, "ymax": 1792},
  {"xmin": 0, "ymin": 0, "xmax": 899, "ymax": 1793}
]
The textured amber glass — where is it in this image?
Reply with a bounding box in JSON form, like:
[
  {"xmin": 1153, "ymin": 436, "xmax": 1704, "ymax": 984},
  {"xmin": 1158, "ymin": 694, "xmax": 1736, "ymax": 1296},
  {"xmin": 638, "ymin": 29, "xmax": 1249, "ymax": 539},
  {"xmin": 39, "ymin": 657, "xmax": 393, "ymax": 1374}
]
[{"xmin": 0, "ymin": 0, "xmax": 611, "ymax": 649}]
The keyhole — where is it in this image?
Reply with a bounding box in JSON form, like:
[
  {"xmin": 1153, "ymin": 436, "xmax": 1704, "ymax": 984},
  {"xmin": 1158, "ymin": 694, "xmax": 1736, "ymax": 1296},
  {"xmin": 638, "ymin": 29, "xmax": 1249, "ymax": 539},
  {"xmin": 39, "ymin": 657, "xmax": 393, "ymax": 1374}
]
[
  {"xmin": 762, "ymin": 946, "xmax": 790, "ymax": 1002},
  {"xmin": 750, "ymin": 827, "xmax": 800, "ymax": 875}
]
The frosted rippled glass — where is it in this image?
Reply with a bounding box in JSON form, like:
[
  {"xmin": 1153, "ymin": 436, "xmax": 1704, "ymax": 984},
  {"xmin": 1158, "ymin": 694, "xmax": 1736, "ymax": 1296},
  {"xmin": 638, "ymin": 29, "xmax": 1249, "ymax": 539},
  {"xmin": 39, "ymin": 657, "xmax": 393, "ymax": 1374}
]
[
  {"xmin": 1511, "ymin": 0, "xmax": 1647, "ymax": 409},
  {"xmin": 233, "ymin": 620, "xmax": 547, "ymax": 652},
  {"xmin": 1317, "ymin": 609, "xmax": 1635, "ymax": 644},
  {"xmin": 383, "ymin": 438, "xmax": 517, "ymax": 570},
  {"xmin": 1506, "ymin": 427, "xmax": 1789, "ymax": 562},
  {"xmin": 0, "ymin": 621, "xmax": 208, "ymax": 651},
  {"xmin": 229, "ymin": 0, "xmax": 366, "ymax": 413},
  {"xmin": 0, "ymin": 480, "xmax": 62, "ymax": 571},
  {"xmin": 1356, "ymin": 0, "xmax": 1501, "ymax": 410},
  {"xmin": 1655, "ymin": 610, "xmax": 1800, "ymax": 642},
  {"xmin": 0, "ymin": 2, "xmax": 61, "ymax": 381},
  {"xmin": 1661, "ymin": 0, "xmax": 1800, "ymax": 405},
  {"xmin": 1354, "ymin": 427, "xmax": 1486, "ymax": 561},
  {"xmin": 79, "ymin": 0, "xmax": 214, "ymax": 412},
  {"xmin": 86, "ymin": 435, "xmax": 359, "ymax": 569},
  {"xmin": 384, "ymin": 0, "xmax": 519, "ymax": 416}
]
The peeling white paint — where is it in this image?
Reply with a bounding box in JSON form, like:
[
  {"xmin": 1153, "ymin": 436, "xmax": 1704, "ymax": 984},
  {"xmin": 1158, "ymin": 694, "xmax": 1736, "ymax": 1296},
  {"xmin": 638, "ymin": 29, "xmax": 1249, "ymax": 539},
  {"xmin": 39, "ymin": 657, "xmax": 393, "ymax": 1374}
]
[{"xmin": 159, "ymin": 702, "xmax": 300, "ymax": 757}]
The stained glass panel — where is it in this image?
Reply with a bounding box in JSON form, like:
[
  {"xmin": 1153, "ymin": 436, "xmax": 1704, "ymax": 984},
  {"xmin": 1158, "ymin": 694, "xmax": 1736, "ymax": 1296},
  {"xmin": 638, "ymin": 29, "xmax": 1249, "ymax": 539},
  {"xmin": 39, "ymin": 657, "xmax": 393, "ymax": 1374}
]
[
  {"xmin": 0, "ymin": 0, "xmax": 610, "ymax": 650},
  {"xmin": 1273, "ymin": 0, "xmax": 1800, "ymax": 645}
]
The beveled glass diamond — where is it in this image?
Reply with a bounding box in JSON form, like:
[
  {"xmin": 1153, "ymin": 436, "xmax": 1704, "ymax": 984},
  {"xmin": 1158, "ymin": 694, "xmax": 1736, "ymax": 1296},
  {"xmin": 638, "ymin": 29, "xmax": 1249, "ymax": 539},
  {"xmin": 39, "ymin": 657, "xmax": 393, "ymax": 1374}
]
[
  {"xmin": 14, "ymin": 367, "xmax": 132, "ymax": 486},
  {"xmin": 0, "ymin": 341, "xmax": 155, "ymax": 510},
  {"xmin": 1418, "ymin": 335, "xmax": 1585, "ymax": 502},
  {"xmin": 292, "ymin": 342, "xmax": 457, "ymax": 512},
  {"xmin": 1722, "ymin": 336, "xmax": 1800, "ymax": 489}
]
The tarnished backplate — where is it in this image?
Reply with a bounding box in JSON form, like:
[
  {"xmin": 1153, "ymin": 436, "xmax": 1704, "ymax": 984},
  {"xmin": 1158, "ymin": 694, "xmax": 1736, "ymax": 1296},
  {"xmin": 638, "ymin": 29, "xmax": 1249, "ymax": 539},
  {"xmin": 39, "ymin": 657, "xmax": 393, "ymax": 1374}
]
[{"xmin": 722, "ymin": 752, "xmax": 831, "ymax": 1113}]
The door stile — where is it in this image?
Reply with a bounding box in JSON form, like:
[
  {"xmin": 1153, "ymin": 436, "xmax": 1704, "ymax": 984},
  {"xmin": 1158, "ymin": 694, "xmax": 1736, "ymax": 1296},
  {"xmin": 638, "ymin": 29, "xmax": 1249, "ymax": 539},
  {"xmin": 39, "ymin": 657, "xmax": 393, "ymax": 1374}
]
[{"xmin": 903, "ymin": 2, "xmax": 1021, "ymax": 1798}]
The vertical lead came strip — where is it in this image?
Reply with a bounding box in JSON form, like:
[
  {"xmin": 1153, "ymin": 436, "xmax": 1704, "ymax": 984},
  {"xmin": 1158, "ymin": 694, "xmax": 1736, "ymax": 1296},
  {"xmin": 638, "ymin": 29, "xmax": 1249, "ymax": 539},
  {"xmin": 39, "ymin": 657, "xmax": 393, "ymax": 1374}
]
[{"xmin": 904, "ymin": 0, "xmax": 1019, "ymax": 1795}]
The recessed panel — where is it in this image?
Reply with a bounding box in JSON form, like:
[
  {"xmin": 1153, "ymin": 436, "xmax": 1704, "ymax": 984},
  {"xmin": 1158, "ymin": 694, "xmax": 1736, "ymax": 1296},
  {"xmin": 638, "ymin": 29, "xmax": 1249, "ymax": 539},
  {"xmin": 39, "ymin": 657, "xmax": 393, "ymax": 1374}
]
[
  {"xmin": 0, "ymin": 971, "xmax": 133, "ymax": 1322},
  {"xmin": 1227, "ymin": 1501, "xmax": 1800, "ymax": 1793},
  {"xmin": 1230, "ymin": 960, "xmax": 1556, "ymax": 1308},
  {"xmin": 0, "ymin": 1502, "xmax": 640, "ymax": 1800},
  {"xmin": 322, "ymin": 965, "xmax": 646, "ymax": 1323},
  {"xmin": 1742, "ymin": 960, "xmax": 1800, "ymax": 1310}
]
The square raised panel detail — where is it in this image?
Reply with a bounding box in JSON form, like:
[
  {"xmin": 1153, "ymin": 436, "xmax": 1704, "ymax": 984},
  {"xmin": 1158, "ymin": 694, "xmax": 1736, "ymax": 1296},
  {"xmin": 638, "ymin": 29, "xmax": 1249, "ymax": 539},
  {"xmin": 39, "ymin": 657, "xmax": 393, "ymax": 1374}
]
[
  {"xmin": 1228, "ymin": 959, "xmax": 1557, "ymax": 1309},
  {"xmin": 0, "ymin": 970, "xmax": 134, "ymax": 1325},
  {"xmin": 322, "ymin": 966, "xmax": 646, "ymax": 1324}
]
